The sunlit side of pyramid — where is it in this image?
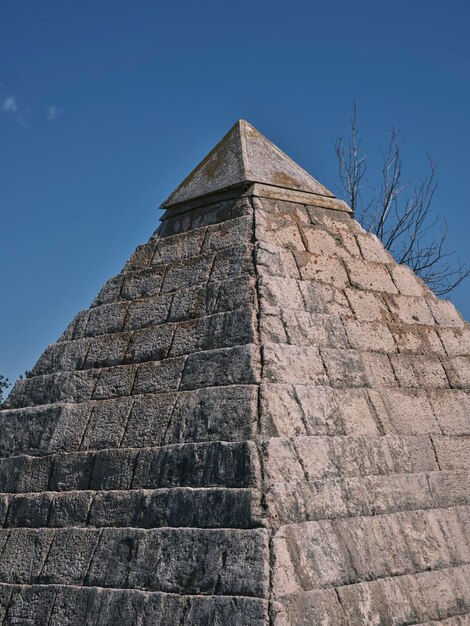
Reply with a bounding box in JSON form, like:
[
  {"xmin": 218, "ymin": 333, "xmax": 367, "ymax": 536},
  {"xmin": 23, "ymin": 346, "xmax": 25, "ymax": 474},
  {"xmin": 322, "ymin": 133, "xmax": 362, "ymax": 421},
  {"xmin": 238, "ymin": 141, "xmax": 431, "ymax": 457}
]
[{"xmin": 0, "ymin": 120, "xmax": 469, "ymax": 625}]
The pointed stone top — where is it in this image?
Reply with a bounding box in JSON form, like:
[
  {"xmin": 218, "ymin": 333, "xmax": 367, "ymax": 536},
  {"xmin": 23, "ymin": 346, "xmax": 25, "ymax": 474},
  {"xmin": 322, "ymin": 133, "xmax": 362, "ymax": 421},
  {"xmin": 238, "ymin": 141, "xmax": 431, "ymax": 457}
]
[{"xmin": 162, "ymin": 120, "xmax": 334, "ymax": 208}]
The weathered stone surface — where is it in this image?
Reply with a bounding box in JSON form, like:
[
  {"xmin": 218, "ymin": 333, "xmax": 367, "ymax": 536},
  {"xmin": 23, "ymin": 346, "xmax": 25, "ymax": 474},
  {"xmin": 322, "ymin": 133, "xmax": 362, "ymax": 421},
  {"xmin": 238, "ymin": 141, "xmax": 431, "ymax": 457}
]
[
  {"xmin": 180, "ymin": 345, "xmax": 260, "ymax": 389},
  {"xmin": 162, "ymin": 120, "xmax": 332, "ymax": 208},
  {"xmin": 2, "ymin": 122, "xmax": 469, "ymax": 625},
  {"xmin": 336, "ymin": 564, "xmax": 470, "ymax": 624}
]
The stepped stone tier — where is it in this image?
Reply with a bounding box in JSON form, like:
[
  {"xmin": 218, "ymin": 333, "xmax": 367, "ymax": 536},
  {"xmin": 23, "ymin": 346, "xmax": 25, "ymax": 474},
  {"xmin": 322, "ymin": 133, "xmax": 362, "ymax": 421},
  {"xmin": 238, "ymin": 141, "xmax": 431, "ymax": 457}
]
[{"xmin": 1, "ymin": 120, "xmax": 470, "ymax": 625}]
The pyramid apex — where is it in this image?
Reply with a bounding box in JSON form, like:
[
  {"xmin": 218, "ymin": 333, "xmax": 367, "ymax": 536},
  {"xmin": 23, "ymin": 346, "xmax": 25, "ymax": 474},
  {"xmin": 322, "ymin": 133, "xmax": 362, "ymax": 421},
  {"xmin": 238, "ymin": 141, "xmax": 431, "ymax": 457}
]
[{"xmin": 162, "ymin": 120, "xmax": 334, "ymax": 208}]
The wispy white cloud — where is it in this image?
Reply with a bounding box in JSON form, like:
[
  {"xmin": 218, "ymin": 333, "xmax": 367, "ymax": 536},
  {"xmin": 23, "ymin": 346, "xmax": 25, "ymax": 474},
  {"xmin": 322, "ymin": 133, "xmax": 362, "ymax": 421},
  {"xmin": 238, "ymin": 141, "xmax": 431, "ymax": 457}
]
[
  {"xmin": 47, "ymin": 105, "xmax": 60, "ymax": 120},
  {"xmin": 1, "ymin": 96, "xmax": 18, "ymax": 113}
]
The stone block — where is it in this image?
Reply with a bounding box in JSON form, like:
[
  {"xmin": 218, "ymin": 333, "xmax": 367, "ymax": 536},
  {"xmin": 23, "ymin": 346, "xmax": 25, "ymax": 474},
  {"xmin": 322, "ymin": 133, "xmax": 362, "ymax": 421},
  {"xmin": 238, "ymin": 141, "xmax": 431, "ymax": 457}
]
[
  {"xmin": 47, "ymin": 402, "xmax": 91, "ymax": 454},
  {"xmin": 182, "ymin": 595, "xmax": 267, "ymax": 626},
  {"xmin": 80, "ymin": 396, "xmax": 134, "ymax": 450},
  {"xmin": 168, "ymin": 284, "xmax": 210, "ymax": 322},
  {"xmin": 300, "ymin": 224, "xmax": 355, "ymax": 259},
  {"xmin": 85, "ymin": 302, "xmax": 128, "ymax": 337},
  {"xmin": 5, "ymin": 494, "xmax": 52, "ymax": 527},
  {"xmin": 92, "ymin": 365, "xmax": 137, "ymax": 400},
  {"xmin": 294, "ymin": 251, "xmax": 349, "ymax": 288},
  {"xmin": 32, "ymin": 339, "xmax": 90, "ymax": 375},
  {"xmin": 429, "ymin": 471, "xmax": 470, "ymax": 508},
  {"xmin": 389, "ymin": 322, "xmax": 445, "ymax": 355},
  {"xmin": 124, "ymin": 241, "xmax": 156, "ymax": 270},
  {"xmin": 274, "ymin": 588, "xmax": 347, "ymax": 626},
  {"xmin": 189, "ymin": 197, "xmax": 252, "ymax": 231},
  {"xmin": 83, "ymin": 333, "xmax": 131, "ymax": 369},
  {"xmin": 88, "ymin": 487, "xmax": 257, "ymax": 529},
  {"xmin": 438, "ymin": 326, "xmax": 470, "ymax": 356},
  {"xmin": 263, "ymin": 344, "xmax": 326, "ymax": 385},
  {"xmin": 5, "ymin": 584, "xmax": 57, "ymax": 624},
  {"xmin": 256, "ymin": 242, "xmax": 299, "ymax": 279},
  {"xmin": 0, "ymin": 528, "xmax": 54, "ymax": 583},
  {"xmin": 48, "ymin": 492, "xmax": 93, "ymax": 527},
  {"xmin": 5, "ymin": 370, "xmax": 98, "ymax": 408},
  {"xmin": 259, "ymin": 383, "xmax": 339, "ymax": 436},
  {"xmin": 387, "ymin": 294, "xmax": 436, "ymax": 326},
  {"xmin": 181, "ymin": 345, "xmax": 260, "ymax": 390},
  {"xmin": 345, "ymin": 257, "xmax": 398, "ymax": 293},
  {"xmin": 258, "ymin": 275, "xmax": 305, "ymax": 313},
  {"xmin": 152, "ymin": 227, "xmax": 205, "ymax": 264},
  {"xmin": 306, "ymin": 204, "xmax": 356, "ymax": 231},
  {"xmin": 211, "ymin": 275, "xmax": 257, "ymax": 314},
  {"xmin": 356, "ymin": 232, "xmax": 393, "ymax": 263},
  {"xmin": 368, "ymin": 388, "xmax": 440, "ymax": 434},
  {"xmin": 132, "ymin": 358, "xmax": 183, "ymax": 395},
  {"xmin": 53, "ymin": 370, "xmax": 100, "ymax": 405},
  {"xmin": 389, "ymin": 354, "xmax": 449, "ymax": 388},
  {"xmin": 84, "ymin": 527, "xmax": 268, "ymax": 597},
  {"xmin": 426, "ymin": 297, "xmax": 465, "ymax": 328},
  {"xmin": 299, "ymin": 281, "xmax": 352, "ymax": 317},
  {"xmin": 389, "ymin": 263, "xmax": 426, "ymax": 296},
  {"xmin": 0, "ymin": 405, "xmax": 62, "ymax": 457},
  {"xmin": 124, "ymin": 324, "xmax": 174, "ymax": 363},
  {"xmin": 211, "ymin": 243, "xmax": 255, "ymax": 282},
  {"xmin": 271, "ymin": 520, "xmax": 354, "ymax": 594},
  {"xmin": 337, "ymin": 564, "xmax": 470, "ymax": 624},
  {"xmin": 162, "ymin": 253, "xmax": 214, "ymax": 292},
  {"xmin": 121, "ymin": 266, "xmax": 165, "ymax": 300},
  {"xmin": 90, "ymin": 448, "xmax": 138, "ymax": 490},
  {"xmin": 432, "ymin": 436, "xmax": 470, "ymax": 471},
  {"xmin": 271, "ymin": 309, "xmax": 349, "ymax": 349},
  {"xmin": 50, "ymin": 452, "xmax": 94, "ymax": 491},
  {"xmin": 169, "ymin": 309, "xmax": 256, "ymax": 357},
  {"xmin": 124, "ymin": 293, "xmax": 172, "ymax": 330},
  {"xmin": 334, "ymin": 388, "xmax": 382, "ymax": 435},
  {"xmin": 58, "ymin": 309, "xmax": 90, "ymax": 341},
  {"xmin": 91, "ymin": 275, "xmax": 124, "ymax": 307},
  {"xmin": 39, "ymin": 528, "xmax": 101, "ymax": 585},
  {"xmin": 132, "ymin": 441, "xmax": 258, "ymax": 489},
  {"xmin": 344, "ymin": 287, "xmax": 389, "ymax": 322},
  {"xmin": 363, "ymin": 472, "xmax": 434, "ymax": 516},
  {"xmin": 0, "ymin": 455, "xmax": 52, "ymax": 493},
  {"xmin": 442, "ymin": 356, "xmax": 470, "ymax": 388},
  {"xmin": 361, "ymin": 351, "xmax": 398, "ymax": 386},
  {"xmin": 260, "ymin": 313, "xmax": 288, "ymax": 344},
  {"xmin": 256, "ymin": 196, "xmax": 310, "ymax": 224},
  {"xmin": 119, "ymin": 392, "xmax": 176, "ymax": 448},
  {"xmin": 321, "ymin": 348, "xmax": 368, "ymax": 387},
  {"xmin": 165, "ymin": 385, "xmax": 257, "ymax": 443},
  {"xmin": 343, "ymin": 319, "xmax": 396, "ymax": 352},
  {"xmin": 428, "ymin": 390, "xmax": 470, "ymax": 435},
  {"xmin": 203, "ymin": 215, "xmax": 253, "ymax": 252},
  {"xmin": 256, "ymin": 210, "xmax": 305, "ymax": 251}
]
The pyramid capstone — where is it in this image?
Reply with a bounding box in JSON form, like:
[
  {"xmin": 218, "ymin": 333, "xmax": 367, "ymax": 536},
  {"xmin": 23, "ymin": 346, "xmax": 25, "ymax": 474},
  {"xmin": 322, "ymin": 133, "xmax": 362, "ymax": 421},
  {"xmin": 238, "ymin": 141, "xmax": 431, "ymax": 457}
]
[{"xmin": 0, "ymin": 122, "xmax": 469, "ymax": 625}]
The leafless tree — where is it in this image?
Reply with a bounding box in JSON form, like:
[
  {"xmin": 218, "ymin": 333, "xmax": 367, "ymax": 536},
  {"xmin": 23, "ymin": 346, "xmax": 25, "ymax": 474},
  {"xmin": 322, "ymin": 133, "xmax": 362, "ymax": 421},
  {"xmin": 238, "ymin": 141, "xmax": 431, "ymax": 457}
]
[
  {"xmin": 335, "ymin": 104, "xmax": 469, "ymax": 296},
  {"xmin": 0, "ymin": 374, "xmax": 9, "ymax": 404}
]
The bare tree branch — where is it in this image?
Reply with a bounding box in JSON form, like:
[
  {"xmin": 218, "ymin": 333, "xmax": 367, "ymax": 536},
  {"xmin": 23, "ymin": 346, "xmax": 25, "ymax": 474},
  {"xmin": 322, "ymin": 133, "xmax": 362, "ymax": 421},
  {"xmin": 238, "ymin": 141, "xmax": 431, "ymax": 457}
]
[
  {"xmin": 335, "ymin": 106, "xmax": 469, "ymax": 296},
  {"xmin": 335, "ymin": 102, "xmax": 368, "ymax": 217}
]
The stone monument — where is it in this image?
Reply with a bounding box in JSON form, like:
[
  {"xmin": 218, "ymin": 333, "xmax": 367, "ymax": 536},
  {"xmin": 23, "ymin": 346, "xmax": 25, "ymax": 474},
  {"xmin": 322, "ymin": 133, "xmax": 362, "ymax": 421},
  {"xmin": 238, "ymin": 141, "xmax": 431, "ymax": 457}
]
[{"xmin": 0, "ymin": 121, "xmax": 469, "ymax": 624}]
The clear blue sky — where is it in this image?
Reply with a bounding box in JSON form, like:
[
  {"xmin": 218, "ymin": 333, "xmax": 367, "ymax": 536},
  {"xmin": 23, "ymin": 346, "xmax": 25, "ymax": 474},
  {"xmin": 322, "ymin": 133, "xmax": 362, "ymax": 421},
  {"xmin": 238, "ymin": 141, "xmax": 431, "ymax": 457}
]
[{"xmin": 1, "ymin": 0, "xmax": 469, "ymax": 385}]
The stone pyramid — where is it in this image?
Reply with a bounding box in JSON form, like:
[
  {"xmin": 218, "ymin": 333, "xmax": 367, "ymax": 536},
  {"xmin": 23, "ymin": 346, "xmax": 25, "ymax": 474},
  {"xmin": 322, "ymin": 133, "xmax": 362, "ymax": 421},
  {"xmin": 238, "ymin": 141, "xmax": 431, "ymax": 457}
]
[{"xmin": 1, "ymin": 120, "xmax": 469, "ymax": 625}]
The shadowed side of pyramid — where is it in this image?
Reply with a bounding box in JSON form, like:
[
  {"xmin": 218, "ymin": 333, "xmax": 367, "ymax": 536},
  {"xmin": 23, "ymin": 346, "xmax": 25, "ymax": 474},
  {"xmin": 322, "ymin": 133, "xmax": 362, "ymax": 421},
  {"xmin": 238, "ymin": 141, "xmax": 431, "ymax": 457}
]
[{"xmin": 0, "ymin": 121, "xmax": 469, "ymax": 625}]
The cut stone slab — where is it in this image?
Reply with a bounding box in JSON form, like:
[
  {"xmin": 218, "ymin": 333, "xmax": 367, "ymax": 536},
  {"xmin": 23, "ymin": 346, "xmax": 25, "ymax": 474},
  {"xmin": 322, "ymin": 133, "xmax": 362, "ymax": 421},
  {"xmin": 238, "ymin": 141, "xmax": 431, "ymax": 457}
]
[{"xmin": 162, "ymin": 119, "xmax": 334, "ymax": 207}]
